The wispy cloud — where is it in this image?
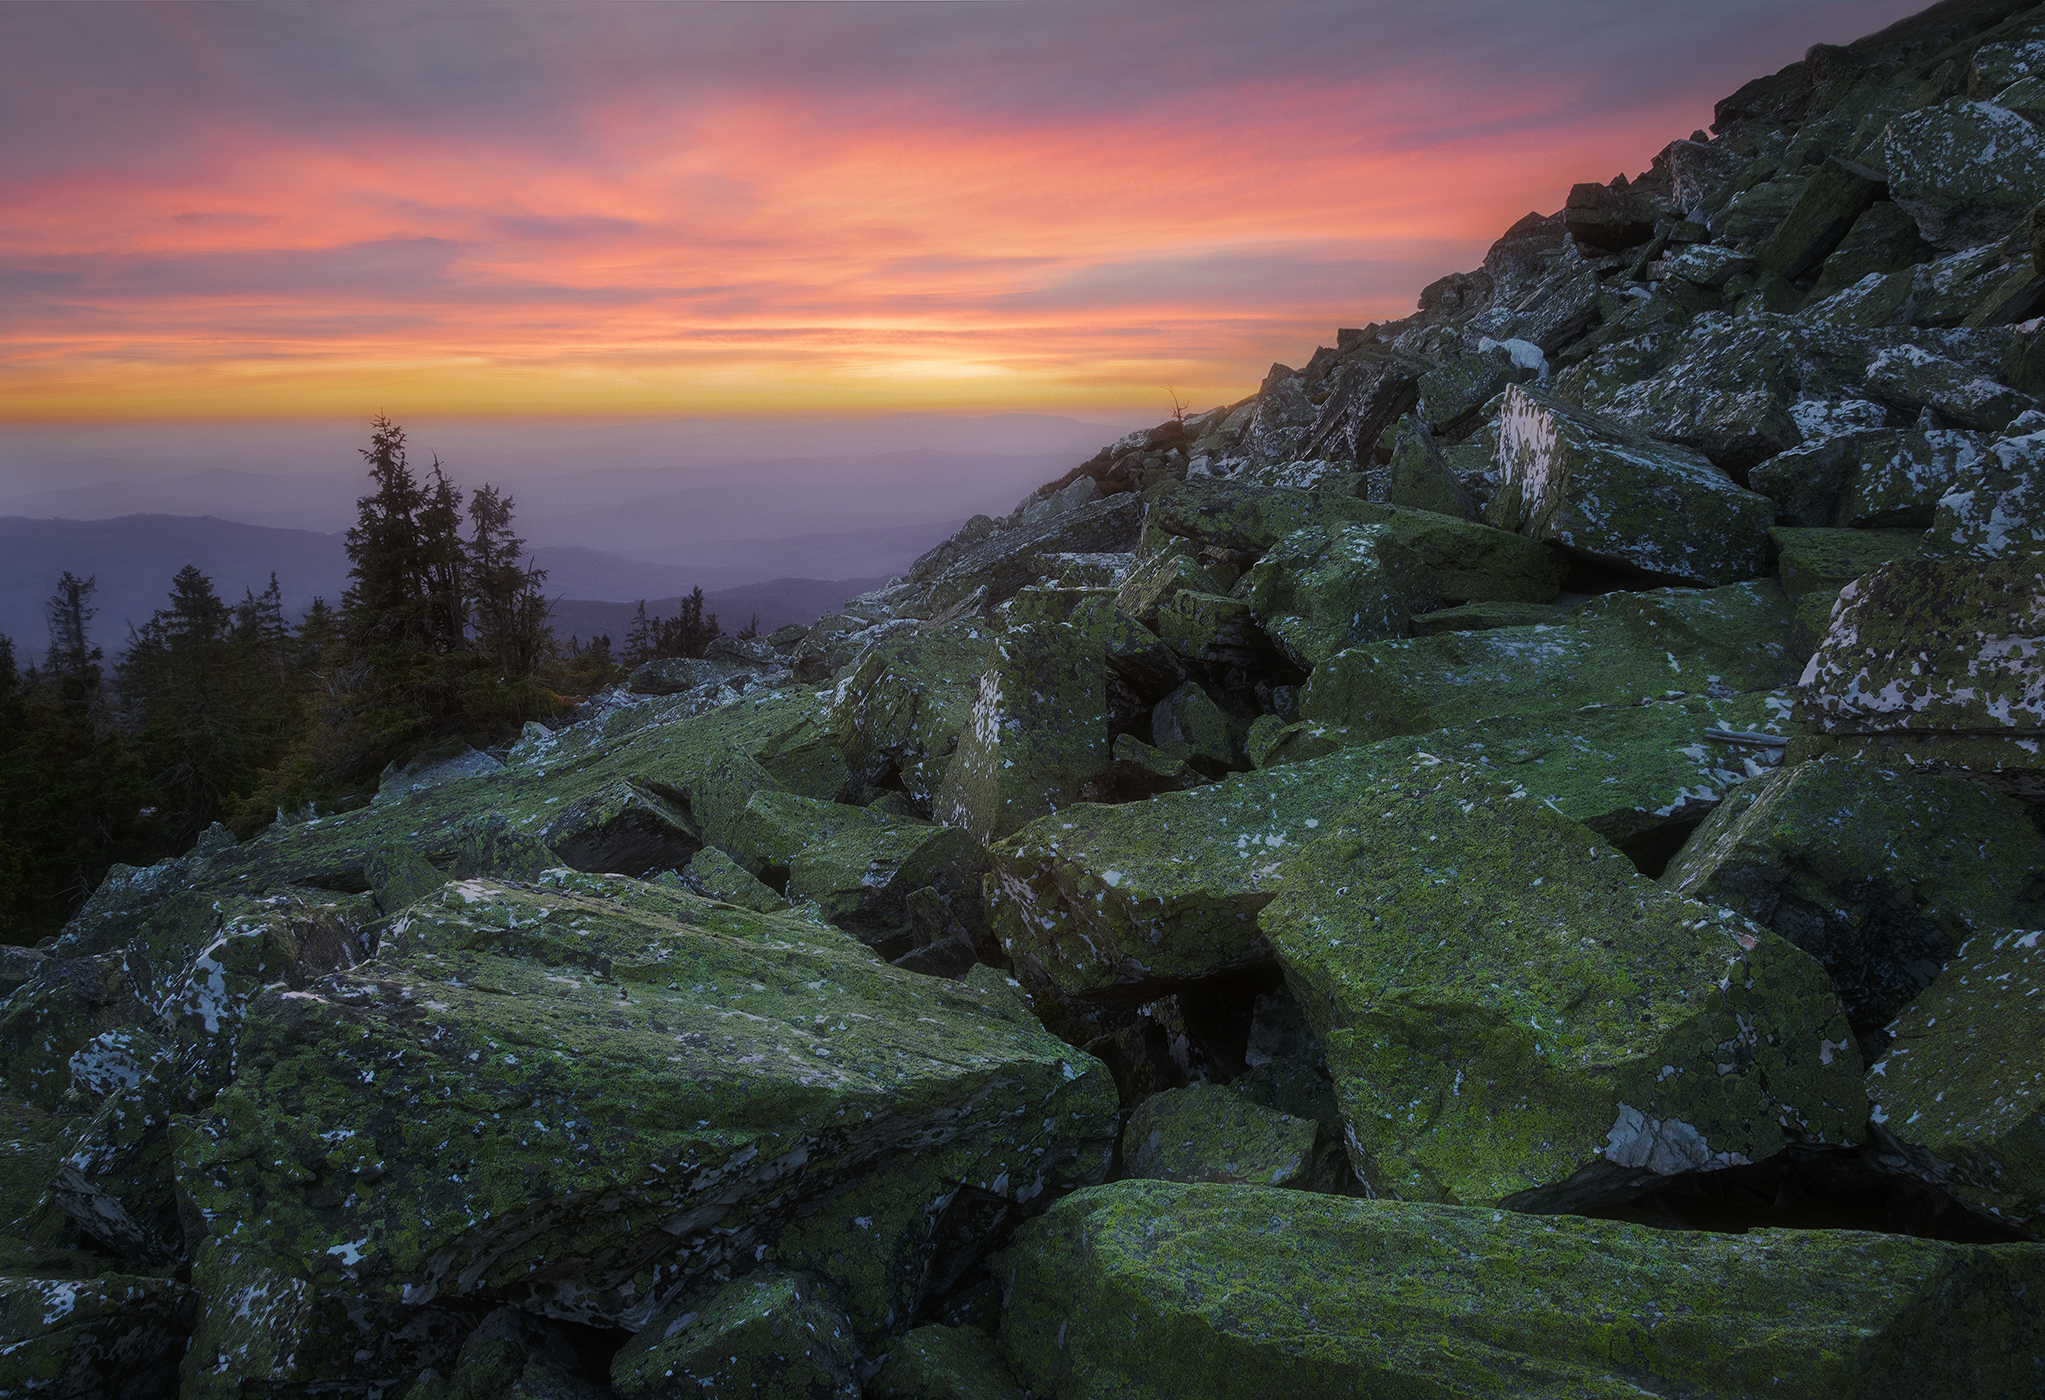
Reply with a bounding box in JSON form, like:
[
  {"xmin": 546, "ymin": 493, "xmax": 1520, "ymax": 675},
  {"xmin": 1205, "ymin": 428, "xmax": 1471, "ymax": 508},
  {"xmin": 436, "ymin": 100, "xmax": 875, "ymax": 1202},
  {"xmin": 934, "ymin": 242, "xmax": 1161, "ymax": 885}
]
[{"xmin": 0, "ymin": 0, "xmax": 1927, "ymax": 418}]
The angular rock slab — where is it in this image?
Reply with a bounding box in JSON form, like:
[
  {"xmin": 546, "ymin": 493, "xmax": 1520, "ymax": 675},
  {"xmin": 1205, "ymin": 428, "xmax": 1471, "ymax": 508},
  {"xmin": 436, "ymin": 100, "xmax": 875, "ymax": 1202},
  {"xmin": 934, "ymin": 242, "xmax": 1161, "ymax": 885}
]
[
  {"xmin": 1233, "ymin": 523, "xmax": 1439, "ymax": 669},
  {"xmin": 1662, "ymin": 758, "xmax": 2045, "ymax": 1055},
  {"xmin": 1797, "ymin": 554, "xmax": 2045, "ymax": 797},
  {"xmin": 933, "ymin": 603, "xmax": 1112, "ymax": 843},
  {"xmin": 610, "ymin": 1270, "xmax": 860, "ymax": 1400},
  {"xmin": 1870, "ymin": 928, "xmax": 2045, "ymax": 1232},
  {"xmin": 0, "ymin": 1271, "xmax": 195, "ymax": 1400},
  {"xmin": 1881, "ymin": 97, "xmax": 2045, "ymax": 249},
  {"xmin": 992, "ymin": 688, "xmax": 1799, "ymax": 999},
  {"xmin": 1121, "ymin": 1083, "xmax": 1318, "ymax": 1187},
  {"xmin": 1261, "ymin": 760, "xmax": 1863, "ymax": 1209},
  {"xmin": 998, "ymin": 1180, "xmax": 2045, "ymax": 1400},
  {"xmin": 1488, "ymin": 384, "xmax": 1772, "ymax": 586},
  {"xmin": 828, "ymin": 620, "xmax": 998, "ymax": 806},
  {"xmin": 173, "ymin": 878, "xmax": 1113, "ymax": 1394},
  {"xmin": 1300, "ymin": 582, "xmax": 1804, "ymax": 741},
  {"xmin": 1930, "ymin": 429, "xmax": 2045, "ymax": 558}
]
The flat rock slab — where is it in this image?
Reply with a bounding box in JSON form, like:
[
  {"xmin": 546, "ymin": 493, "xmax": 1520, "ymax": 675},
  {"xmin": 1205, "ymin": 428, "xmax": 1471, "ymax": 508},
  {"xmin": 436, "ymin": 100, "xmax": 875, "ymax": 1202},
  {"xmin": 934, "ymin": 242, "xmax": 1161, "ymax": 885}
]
[
  {"xmin": 1260, "ymin": 760, "xmax": 1863, "ymax": 1210},
  {"xmin": 1662, "ymin": 757, "xmax": 2045, "ymax": 1056},
  {"xmin": 173, "ymin": 877, "xmax": 1112, "ymax": 1394},
  {"xmin": 1300, "ymin": 582, "xmax": 1804, "ymax": 740},
  {"xmin": 1488, "ymin": 384, "xmax": 1773, "ymax": 586},
  {"xmin": 1870, "ymin": 927, "xmax": 2045, "ymax": 1233},
  {"xmin": 992, "ymin": 689, "xmax": 1799, "ymax": 998},
  {"xmin": 998, "ymin": 1180, "xmax": 2045, "ymax": 1400}
]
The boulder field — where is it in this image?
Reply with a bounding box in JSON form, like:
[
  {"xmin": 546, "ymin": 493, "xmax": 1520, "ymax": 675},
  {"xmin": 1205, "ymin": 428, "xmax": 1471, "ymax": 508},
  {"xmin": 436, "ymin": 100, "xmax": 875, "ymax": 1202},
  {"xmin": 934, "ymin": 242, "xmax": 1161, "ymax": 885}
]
[{"xmin": 10, "ymin": 0, "xmax": 2045, "ymax": 1394}]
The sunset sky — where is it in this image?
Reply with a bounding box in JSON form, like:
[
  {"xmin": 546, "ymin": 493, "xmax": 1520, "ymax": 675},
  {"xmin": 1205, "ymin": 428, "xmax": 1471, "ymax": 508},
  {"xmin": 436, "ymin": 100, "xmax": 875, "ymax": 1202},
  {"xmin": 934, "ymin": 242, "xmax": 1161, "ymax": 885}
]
[{"xmin": 2, "ymin": 0, "xmax": 1928, "ymax": 423}]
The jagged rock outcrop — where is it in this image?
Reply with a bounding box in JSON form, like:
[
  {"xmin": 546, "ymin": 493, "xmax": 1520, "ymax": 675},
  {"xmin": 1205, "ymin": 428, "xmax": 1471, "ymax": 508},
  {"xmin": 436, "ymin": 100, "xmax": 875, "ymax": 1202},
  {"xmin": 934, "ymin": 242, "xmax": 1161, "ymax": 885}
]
[{"xmin": 9, "ymin": 1, "xmax": 2045, "ymax": 1390}]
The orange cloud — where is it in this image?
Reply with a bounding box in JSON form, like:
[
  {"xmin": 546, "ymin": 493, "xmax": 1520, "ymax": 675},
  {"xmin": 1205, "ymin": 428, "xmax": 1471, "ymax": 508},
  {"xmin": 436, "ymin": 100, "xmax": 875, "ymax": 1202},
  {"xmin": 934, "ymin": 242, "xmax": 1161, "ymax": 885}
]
[{"xmin": 0, "ymin": 2, "xmax": 1927, "ymax": 421}]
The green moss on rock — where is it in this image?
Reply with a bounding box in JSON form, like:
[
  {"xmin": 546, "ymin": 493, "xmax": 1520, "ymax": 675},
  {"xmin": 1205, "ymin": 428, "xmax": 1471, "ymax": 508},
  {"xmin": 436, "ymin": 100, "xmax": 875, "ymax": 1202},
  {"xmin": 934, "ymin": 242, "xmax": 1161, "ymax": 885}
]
[
  {"xmin": 0, "ymin": 1270, "xmax": 195, "ymax": 1399},
  {"xmin": 610, "ymin": 1270, "xmax": 859, "ymax": 1400},
  {"xmin": 997, "ymin": 1179, "xmax": 2045, "ymax": 1400},
  {"xmin": 1870, "ymin": 927, "xmax": 2045, "ymax": 1231},
  {"xmin": 1232, "ymin": 524, "xmax": 1438, "ymax": 669},
  {"xmin": 1260, "ymin": 760, "xmax": 1863, "ymax": 1209},
  {"xmin": 1771, "ymin": 526, "xmax": 1924, "ymax": 597},
  {"xmin": 1121, "ymin": 1082, "xmax": 1318, "ymax": 1187},
  {"xmin": 869, "ymin": 1323, "xmax": 1025, "ymax": 1400}
]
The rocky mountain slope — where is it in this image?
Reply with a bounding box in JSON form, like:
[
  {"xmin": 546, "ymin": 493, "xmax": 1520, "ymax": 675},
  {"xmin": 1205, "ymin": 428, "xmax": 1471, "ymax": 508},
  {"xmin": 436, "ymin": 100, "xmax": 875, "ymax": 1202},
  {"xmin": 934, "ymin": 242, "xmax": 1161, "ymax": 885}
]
[{"xmin": 6, "ymin": 0, "xmax": 2045, "ymax": 1394}]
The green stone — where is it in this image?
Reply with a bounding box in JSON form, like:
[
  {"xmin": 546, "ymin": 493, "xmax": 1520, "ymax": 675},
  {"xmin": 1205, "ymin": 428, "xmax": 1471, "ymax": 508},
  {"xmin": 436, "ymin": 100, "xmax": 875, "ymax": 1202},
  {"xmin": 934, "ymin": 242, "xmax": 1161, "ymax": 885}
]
[
  {"xmin": 868, "ymin": 1324, "xmax": 1026, "ymax": 1400},
  {"xmin": 1488, "ymin": 385, "xmax": 1773, "ymax": 586},
  {"xmin": 933, "ymin": 604, "xmax": 1113, "ymax": 842},
  {"xmin": 1121, "ymin": 1083, "xmax": 1318, "ymax": 1187},
  {"xmin": 1261, "ymin": 760, "xmax": 1863, "ymax": 1209},
  {"xmin": 1300, "ymin": 582, "xmax": 1803, "ymax": 741},
  {"xmin": 172, "ymin": 877, "xmax": 1113, "ymax": 1391},
  {"xmin": 609, "ymin": 1270, "xmax": 860, "ymax": 1400},
  {"xmin": 1799, "ymin": 555, "xmax": 2045, "ymax": 738},
  {"xmin": 1810, "ymin": 200, "xmax": 1931, "ymax": 300},
  {"xmin": 1661, "ymin": 757, "xmax": 2044, "ymax": 1054},
  {"xmin": 673, "ymin": 847, "xmax": 789, "ymax": 914},
  {"xmin": 1869, "ymin": 927, "xmax": 2045, "ymax": 1231},
  {"xmin": 1770, "ymin": 527, "xmax": 1924, "ymax": 597},
  {"xmin": 1232, "ymin": 524, "xmax": 1437, "ymax": 669},
  {"xmin": 997, "ymin": 1180, "xmax": 2045, "ymax": 1400},
  {"xmin": 1149, "ymin": 682, "xmax": 1239, "ymax": 773},
  {"xmin": 1377, "ymin": 416, "xmax": 1476, "ymax": 518},
  {"xmin": 398, "ymin": 1305, "xmax": 597, "ymax": 1400},
  {"xmin": 1113, "ymin": 548, "xmax": 1221, "ymax": 632},
  {"xmin": 1755, "ymin": 159, "xmax": 1881, "ymax": 282},
  {"xmin": 1154, "ymin": 590, "xmax": 1267, "ymax": 667},
  {"xmin": 365, "ymin": 840, "xmax": 448, "ymax": 913},
  {"xmin": 1837, "ymin": 429, "xmax": 1991, "ymax": 529},
  {"xmin": 785, "ymin": 818, "xmax": 983, "ymax": 952},
  {"xmin": 0, "ymin": 1272, "xmax": 195, "ymax": 1400},
  {"xmin": 0, "ymin": 955, "xmax": 144, "ymax": 1111},
  {"xmin": 1929, "ymin": 437, "xmax": 2045, "ymax": 558},
  {"xmin": 990, "ymin": 690, "xmax": 1798, "ymax": 998}
]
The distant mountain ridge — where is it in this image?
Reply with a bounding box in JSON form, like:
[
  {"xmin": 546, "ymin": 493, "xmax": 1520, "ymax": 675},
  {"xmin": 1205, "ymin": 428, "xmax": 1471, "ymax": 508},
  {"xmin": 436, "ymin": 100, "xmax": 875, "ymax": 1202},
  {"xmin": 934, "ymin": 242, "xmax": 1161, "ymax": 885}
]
[{"xmin": 0, "ymin": 513, "xmax": 949, "ymax": 653}]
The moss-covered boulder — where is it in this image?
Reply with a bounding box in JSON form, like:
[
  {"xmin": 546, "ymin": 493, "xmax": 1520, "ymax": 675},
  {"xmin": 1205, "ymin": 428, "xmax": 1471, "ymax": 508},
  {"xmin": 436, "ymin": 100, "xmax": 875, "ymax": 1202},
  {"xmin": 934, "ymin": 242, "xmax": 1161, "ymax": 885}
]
[
  {"xmin": 0, "ymin": 1270, "xmax": 195, "ymax": 1399},
  {"xmin": 1771, "ymin": 526, "xmax": 1924, "ymax": 597},
  {"xmin": 869, "ymin": 1324, "xmax": 1025, "ymax": 1400},
  {"xmin": 1796, "ymin": 554, "xmax": 2045, "ymax": 799},
  {"xmin": 1300, "ymin": 582, "xmax": 1803, "ymax": 740},
  {"xmin": 1837, "ymin": 428, "xmax": 1993, "ymax": 528},
  {"xmin": 1144, "ymin": 480, "xmax": 1561, "ymax": 605},
  {"xmin": 1261, "ymin": 760, "xmax": 1863, "ymax": 1210},
  {"xmin": 997, "ymin": 1180, "xmax": 2045, "ymax": 1400},
  {"xmin": 1880, "ymin": 97, "xmax": 2045, "ymax": 250},
  {"xmin": 671, "ymin": 846, "xmax": 789, "ymax": 913},
  {"xmin": 992, "ymin": 689, "xmax": 1800, "ymax": 998},
  {"xmin": 1121, "ymin": 1083, "xmax": 1318, "ymax": 1188},
  {"xmin": 1662, "ymin": 758, "xmax": 2045, "ymax": 1057},
  {"xmin": 0, "ymin": 955, "xmax": 148, "ymax": 1112},
  {"xmin": 933, "ymin": 604, "xmax": 1113, "ymax": 843},
  {"xmin": 1232, "ymin": 523, "xmax": 1438, "ymax": 669},
  {"xmin": 1487, "ymin": 384, "xmax": 1773, "ymax": 586},
  {"xmin": 829, "ymin": 620, "xmax": 1000, "ymax": 806},
  {"xmin": 1869, "ymin": 927, "xmax": 2045, "ymax": 1233},
  {"xmin": 1149, "ymin": 682, "xmax": 1237, "ymax": 774},
  {"xmin": 172, "ymin": 878, "xmax": 1113, "ymax": 1395},
  {"xmin": 1928, "ymin": 429, "xmax": 2045, "ymax": 558},
  {"xmin": 610, "ymin": 1270, "xmax": 860, "ymax": 1400}
]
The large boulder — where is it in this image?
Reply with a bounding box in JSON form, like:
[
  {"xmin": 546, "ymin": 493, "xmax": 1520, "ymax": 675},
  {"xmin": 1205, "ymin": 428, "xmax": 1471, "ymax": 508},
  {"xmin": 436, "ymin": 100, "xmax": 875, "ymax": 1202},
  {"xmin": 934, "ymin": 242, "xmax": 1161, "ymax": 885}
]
[
  {"xmin": 1869, "ymin": 927, "xmax": 2045, "ymax": 1233},
  {"xmin": 609, "ymin": 1270, "xmax": 860, "ymax": 1400},
  {"xmin": 1662, "ymin": 757, "xmax": 2045, "ymax": 1057},
  {"xmin": 1836, "ymin": 428, "xmax": 1996, "ymax": 528},
  {"xmin": 992, "ymin": 687, "xmax": 1802, "ymax": 999},
  {"xmin": 1880, "ymin": 98, "xmax": 2045, "ymax": 249},
  {"xmin": 1929, "ymin": 428, "xmax": 2045, "ymax": 557},
  {"xmin": 932, "ymin": 602, "xmax": 1113, "ymax": 843},
  {"xmin": 1120, "ymin": 1083, "xmax": 1319, "ymax": 1188},
  {"xmin": 997, "ymin": 1180, "xmax": 2045, "ymax": 1400},
  {"xmin": 1486, "ymin": 384, "xmax": 1773, "ymax": 585},
  {"xmin": 1261, "ymin": 760, "xmax": 1863, "ymax": 1210},
  {"xmin": 172, "ymin": 877, "xmax": 1113, "ymax": 1395},
  {"xmin": 1299, "ymin": 582, "xmax": 1804, "ymax": 740},
  {"xmin": 828, "ymin": 620, "xmax": 999, "ymax": 809},
  {"xmin": 1232, "ymin": 523, "xmax": 1439, "ymax": 669},
  {"xmin": 1795, "ymin": 554, "xmax": 2045, "ymax": 799},
  {"xmin": 0, "ymin": 1267, "xmax": 196, "ymax": 1400},
  {"xmin": 1865, "ymin": 345, "xmax": 2038, "ymax": 434}
]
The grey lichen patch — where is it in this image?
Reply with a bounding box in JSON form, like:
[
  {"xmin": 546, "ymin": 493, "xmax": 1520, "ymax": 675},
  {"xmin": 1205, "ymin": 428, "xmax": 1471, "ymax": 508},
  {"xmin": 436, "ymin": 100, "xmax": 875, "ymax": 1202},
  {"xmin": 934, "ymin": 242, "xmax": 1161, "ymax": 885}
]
[
  {"xmin": 1869, "ymin": 928, "xmax": 2045, "ymax": 1231},
  {"xmin": 171, "ymin": 877, "xmax": 1113, "ymax": 1391},
  {"xmin": 1259, "ymin": 759, "xmax": 1863, "ymax": 1209},
  {"xmin": 998, "ymin": 1180, "xmax": 2045, "ymax": 1400},
  {"xmin": 1797, "ymin": 554, "xmax": 2045, "ymax": 737}
]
